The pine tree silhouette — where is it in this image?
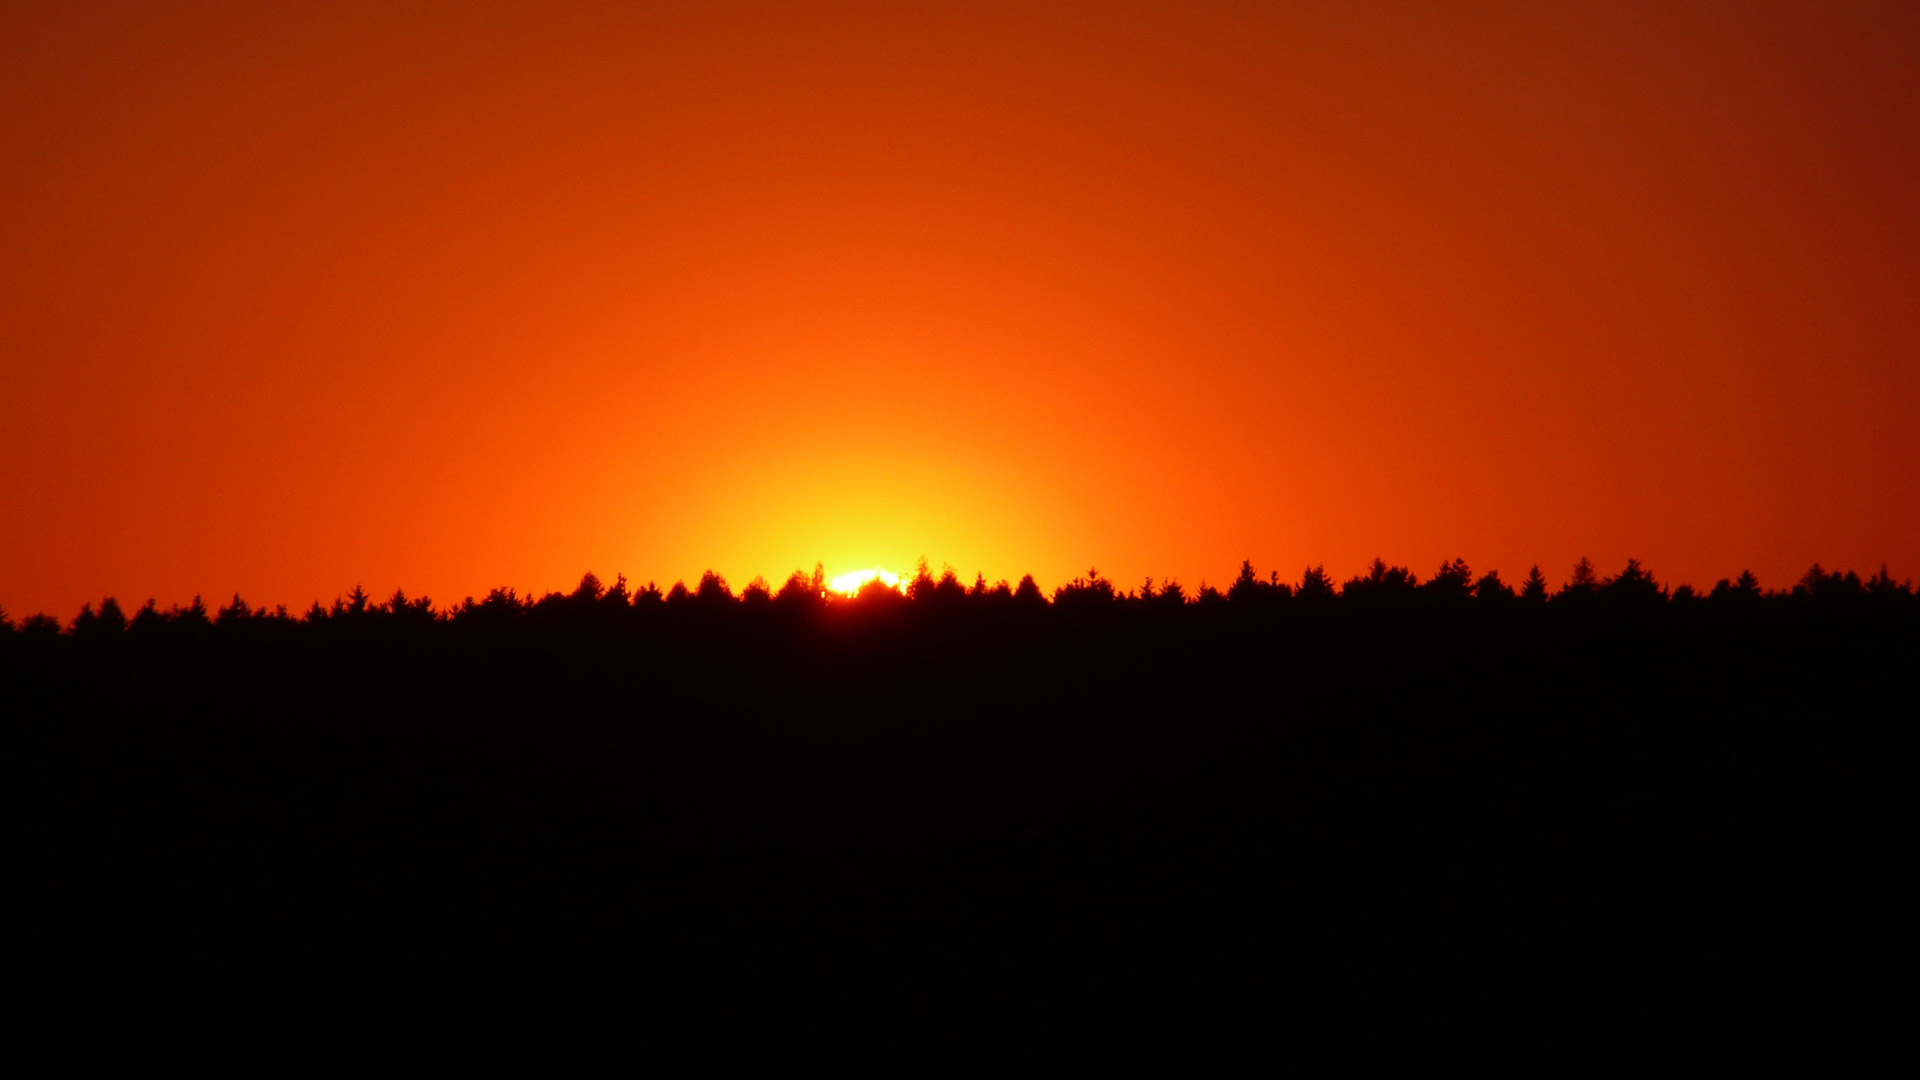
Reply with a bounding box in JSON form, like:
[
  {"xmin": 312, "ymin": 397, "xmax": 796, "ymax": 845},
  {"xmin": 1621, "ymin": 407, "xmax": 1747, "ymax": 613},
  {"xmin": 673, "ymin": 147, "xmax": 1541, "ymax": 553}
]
[
  {"xmin": 1297, "ymin": 564, "xmax": 1336, "ymax": 603},
  {"xmin": 1012, "ymin": 574, "xmax": 1045, "ymax": 606},
  {"xmin": 1519, "ymin": 566, "xmax": 1549, "ymax": 604}
]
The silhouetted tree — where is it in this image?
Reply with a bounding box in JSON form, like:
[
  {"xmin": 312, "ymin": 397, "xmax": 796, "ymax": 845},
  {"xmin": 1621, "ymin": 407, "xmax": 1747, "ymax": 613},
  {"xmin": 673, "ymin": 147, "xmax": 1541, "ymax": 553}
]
[
  {"xmin": 905, "ymin": 558, "xmax": 937, "ymax": 602},
  {"xmin": 217, "ymin": 593, "xmax": 253, "ymax": 624},
  {"xmin": 332, "ymin": 585, "xmax": 373, "ymax": 621},
  {"xmin": 1554, "ymin": 558, "xmax": 1599, "ymax": 605},
  {"xmin": 21, "ymin": 612, "xmax": 61, "ymax": 641},
  {"xmin": 1229, "ymin": 559, "xmax": 1258, "ymax": 602},
  {"xmin": 1601, "ymin": 559, "xmax": 1664, "ymax": 607},
  {"xmin": 175, "ymin": 595, "xmax": 213, "ymax": 631},
  {"xmin": 603, "ymin": 573, "xmax": 632, "ymax": 609},
  {"xmin": 934, "ymin": 566, "xmax": 968, "ymax": 603},
  {"xmin": 217, "ymin": 595, "xmax": 288, "ymax": 631},
  {"xmin": 1794, "ymin": 563, "xmax": 1863, "ymax": 604},
  {"xmin": 127, "ymin": 598, "xmax": 167, "ymax": 635},
  {"xmin": 1518, "ymin": 566, "xmax": 1549, "ymax": 605},
  {"xmin": 665, "ymin": 581, "xmax": 691, "ymax": 606},
  {"xmin": 382, "ymin": 588, "xmax": 436, "ymax": 624},
  {"xmin": 457, "ymin": 587, "xmax": 527, "ymax": 626},
  {"xmin": 776, "ymin": 570, "xmax": 820, "ymax": 608},
  {"xmin": 694, "ymin": 572, "xmax": 733, "ymax": 605},
  {"xmin": 1157, "ymin": 579, "xmax": 1187, "ymax": 608},
  {"xmin": 1423, "ymin": 559, "xmax": 1474, "ymax": 605},
  {"xmin": 1866, "ymin": 565, "xmax": 1913, "ymax": 602},
  {"xmin": 1054, "ymin": 567, "xmax": 1119, "ymax": 609},
  {"xmin": 1012, "ymin": 575, "xmax": 1046, "ymax": 608},
  {"xmin": 1297, "ymin": 565, "xmax": 1336, "ymax": 603},
  {"xmin": 742, "ymin": 576, "xmax": 773, "ymax": 605},
  {"xmin": 1473, "ymin": 570, "xmax": 1514, "ymax": 605},
  {"xmin": 1709, "ymin": 571, "xmax": 1763, "ymax": 606},
  {"xmin": 1228, "ymin": 560, "xmax": 1290, "ymax": 606},
  {"xmin": 1342, "ymin": 559, "xmax": 1419, "ymax": 605},
  {"xmin": 852, "ymin": 576, "xmax": 908, "ymax": 609},
  {"xmin": 71, "ymin": 602, "xmax": 103, "ymax": 638}
]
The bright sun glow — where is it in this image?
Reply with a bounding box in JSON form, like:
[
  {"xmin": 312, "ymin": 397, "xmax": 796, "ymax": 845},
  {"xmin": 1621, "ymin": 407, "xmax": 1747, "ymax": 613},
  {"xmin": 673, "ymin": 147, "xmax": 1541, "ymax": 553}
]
[{"xmin": 829, "ymin": 567, "xmax": 904, "ymax": 597}]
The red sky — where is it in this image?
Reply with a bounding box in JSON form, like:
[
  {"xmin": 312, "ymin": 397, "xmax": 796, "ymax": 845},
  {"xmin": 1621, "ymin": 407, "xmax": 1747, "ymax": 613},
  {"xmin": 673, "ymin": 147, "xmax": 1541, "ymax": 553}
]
[{"xmin": 4, "ymin": 1, "xmax": 1918, "ymax": 617}]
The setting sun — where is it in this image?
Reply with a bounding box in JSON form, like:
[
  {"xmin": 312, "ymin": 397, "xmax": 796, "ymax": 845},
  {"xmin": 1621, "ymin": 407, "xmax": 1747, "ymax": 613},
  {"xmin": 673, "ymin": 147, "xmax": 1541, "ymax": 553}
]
[{"xmin": 829, "ymin": 568, "xmax": 904, "ymax": 597}]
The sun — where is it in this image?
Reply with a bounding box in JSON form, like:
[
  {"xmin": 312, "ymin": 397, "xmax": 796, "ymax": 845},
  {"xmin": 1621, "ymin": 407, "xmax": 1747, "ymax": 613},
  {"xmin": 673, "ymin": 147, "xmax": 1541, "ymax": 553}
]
[{"xmin": 829, "ymin": 567, "xmax": 904, "ymax": 597}]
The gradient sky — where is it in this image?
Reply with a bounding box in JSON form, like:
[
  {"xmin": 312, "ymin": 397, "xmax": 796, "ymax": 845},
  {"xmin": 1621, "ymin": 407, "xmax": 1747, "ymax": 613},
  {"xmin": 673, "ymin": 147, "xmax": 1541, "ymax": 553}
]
[{"xmin": 5, "ymin": 1, "xmax": 1918, "ymax": 617}]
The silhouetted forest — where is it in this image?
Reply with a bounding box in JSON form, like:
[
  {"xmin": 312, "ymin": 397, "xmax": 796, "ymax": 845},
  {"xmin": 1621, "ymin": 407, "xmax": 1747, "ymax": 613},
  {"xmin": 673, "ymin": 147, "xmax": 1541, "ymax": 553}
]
[{"xmin": 8, "ymin": 557, "xmax": 1917, "ymax": 1072}]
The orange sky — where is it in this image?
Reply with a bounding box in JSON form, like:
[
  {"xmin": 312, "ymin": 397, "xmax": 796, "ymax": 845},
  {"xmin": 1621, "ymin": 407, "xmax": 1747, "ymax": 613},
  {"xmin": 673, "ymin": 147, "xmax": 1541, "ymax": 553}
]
[{"xmin": 4, "ymin": 1, "xmax": 1918, "ymax": 617}]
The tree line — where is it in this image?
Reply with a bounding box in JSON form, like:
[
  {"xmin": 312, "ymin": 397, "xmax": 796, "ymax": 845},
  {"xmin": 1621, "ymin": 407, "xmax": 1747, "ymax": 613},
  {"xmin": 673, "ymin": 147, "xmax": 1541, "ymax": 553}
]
[
  {"xmin": 4, "ymin": 555, "xmax": 1914, "ymax": 643},
  {"xmin": 11, "ymin": 551, "xmax": 1915, "ymax": 1071}
]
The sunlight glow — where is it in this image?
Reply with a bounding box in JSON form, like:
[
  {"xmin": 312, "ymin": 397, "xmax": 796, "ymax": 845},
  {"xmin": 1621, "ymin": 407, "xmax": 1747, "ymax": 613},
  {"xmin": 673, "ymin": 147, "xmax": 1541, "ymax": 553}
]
[{"xmin": 830, "ymin": 567, "xmax": 904, "ymax": 597}]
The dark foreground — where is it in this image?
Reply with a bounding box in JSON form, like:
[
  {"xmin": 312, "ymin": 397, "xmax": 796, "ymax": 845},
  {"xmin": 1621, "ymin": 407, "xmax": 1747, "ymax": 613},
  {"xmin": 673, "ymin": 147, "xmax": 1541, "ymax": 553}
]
[{"xmin": 8, "ymin": 603, "xmax": 1918, "ymax": 1074}]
